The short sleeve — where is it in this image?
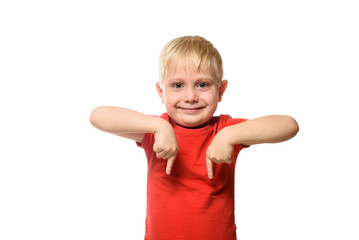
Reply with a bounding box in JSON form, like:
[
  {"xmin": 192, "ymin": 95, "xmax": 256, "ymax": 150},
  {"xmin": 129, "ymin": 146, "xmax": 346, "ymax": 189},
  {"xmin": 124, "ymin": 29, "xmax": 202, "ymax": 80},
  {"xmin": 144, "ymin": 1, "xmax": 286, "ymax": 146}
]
[
  {"xmin": 220, "ymin": 115, "xmax": 250, "ymax": 150},
  {"xmin": 135, "ymin": 113, "xmax": 169, "ymax": 152},
  {"xmin": 136, "ymin": 132, "xmax": 154, "ymax": 152},
  {"xmin": 221, "ymin": 115, "xmax": 248, "ymax": 127}
]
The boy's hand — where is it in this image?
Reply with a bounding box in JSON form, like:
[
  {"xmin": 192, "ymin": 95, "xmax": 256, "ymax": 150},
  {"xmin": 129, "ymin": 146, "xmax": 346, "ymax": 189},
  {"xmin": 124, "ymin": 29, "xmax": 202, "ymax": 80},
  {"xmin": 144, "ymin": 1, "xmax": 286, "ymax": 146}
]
[
  {"xmin": 153, "ymin": 122, "xmax": 179, "ymax": 175},
  {"xmin": 206, "ymin": 130, "xmax": 234, "ymax": 179}
]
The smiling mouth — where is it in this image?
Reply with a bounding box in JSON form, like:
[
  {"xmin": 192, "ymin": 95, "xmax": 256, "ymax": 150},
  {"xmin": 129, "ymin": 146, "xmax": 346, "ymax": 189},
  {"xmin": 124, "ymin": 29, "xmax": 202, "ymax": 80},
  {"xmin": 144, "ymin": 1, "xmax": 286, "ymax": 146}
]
[{"xmin": 178, "ymin": 107, "xmax": 204, "ymax": 113}]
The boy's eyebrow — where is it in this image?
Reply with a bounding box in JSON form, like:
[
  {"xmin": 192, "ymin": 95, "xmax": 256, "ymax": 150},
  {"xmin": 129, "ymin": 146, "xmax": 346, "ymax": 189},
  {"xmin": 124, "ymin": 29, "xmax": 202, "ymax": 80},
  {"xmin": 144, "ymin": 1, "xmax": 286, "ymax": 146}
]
[
  {"xmin": 167, "ymin": 76, "xmax": 215, "ymax": 82},
  {"xmin": 196, "ymin": 77, "xmax": 215, "ymax": 82}
]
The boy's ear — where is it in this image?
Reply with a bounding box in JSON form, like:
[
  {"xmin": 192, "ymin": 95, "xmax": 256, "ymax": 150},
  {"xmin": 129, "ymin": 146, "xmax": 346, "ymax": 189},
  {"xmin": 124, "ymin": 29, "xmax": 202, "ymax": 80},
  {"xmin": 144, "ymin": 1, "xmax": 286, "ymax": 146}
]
[
  {"xmin": 218, "ymin": 80, "xmax": 228, "ymax": 102},
  {"xmin": 156, "ymin": 82, "xmax": 165, "ymax": 104}
]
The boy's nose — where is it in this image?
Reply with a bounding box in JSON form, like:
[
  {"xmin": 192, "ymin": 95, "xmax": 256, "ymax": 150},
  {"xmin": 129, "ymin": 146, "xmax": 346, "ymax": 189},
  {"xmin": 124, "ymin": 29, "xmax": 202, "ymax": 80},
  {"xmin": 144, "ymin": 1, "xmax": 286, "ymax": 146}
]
[{"xmin": 184, "ymin": 87, "xmax": 199, "ymax": 103}]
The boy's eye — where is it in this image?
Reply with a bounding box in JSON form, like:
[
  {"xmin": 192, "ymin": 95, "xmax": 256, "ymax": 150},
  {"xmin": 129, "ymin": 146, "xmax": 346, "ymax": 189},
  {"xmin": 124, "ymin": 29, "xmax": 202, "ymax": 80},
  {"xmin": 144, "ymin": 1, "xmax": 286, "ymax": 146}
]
[
  {"xmin": 197, "ymin": 82, "xmax": 209, "ymax": 88},
  {"xmin": 173, "ymin": 83, "xmax": 184, "ymax": 88}
]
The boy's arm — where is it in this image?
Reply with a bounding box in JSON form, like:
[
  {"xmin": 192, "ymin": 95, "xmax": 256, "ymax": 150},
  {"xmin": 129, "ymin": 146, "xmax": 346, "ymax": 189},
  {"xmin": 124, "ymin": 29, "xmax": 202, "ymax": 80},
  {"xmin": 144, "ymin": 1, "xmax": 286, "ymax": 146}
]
[
  {"xmin": 222, "ymin": 115, "xmax": 299, "ymax": 146},
  {"xmin": 90, "ymin": 106, "xmax": 158, "ymax": 142},
  {"xmin": 206, "ymin": 115, "xmax": 299, "ymax": 179},
  {"xmin": 90, "ymin": 106, "xmax": 178, "ymax": 174}
]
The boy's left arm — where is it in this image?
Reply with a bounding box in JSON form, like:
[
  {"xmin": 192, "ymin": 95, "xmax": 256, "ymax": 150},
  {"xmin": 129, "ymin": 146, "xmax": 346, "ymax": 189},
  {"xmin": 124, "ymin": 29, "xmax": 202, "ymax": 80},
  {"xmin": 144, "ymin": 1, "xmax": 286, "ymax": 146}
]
[{"xmin": 206, "ymin": 115, "xmax": 299, "ymax": 179}]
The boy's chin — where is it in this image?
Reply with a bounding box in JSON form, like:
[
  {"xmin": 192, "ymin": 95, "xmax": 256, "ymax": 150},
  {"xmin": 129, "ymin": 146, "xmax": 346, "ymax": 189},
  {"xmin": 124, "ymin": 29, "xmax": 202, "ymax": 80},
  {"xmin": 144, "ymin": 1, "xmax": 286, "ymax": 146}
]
[{"xmin": 172, "ymin": 117, "xmax": 212, "ymax": 129}]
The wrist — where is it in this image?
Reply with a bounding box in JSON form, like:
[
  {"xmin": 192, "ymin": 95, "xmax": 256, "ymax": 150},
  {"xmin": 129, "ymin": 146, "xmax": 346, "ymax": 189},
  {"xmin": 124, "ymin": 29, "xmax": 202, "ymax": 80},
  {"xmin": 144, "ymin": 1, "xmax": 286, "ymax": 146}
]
[
  {"xmin": 152, "ymin": 117, "xmax": 172, "ymax": 134},
  {"xmin": 217, "ymin": 127, "xmax": 236, "ymax": 146}
]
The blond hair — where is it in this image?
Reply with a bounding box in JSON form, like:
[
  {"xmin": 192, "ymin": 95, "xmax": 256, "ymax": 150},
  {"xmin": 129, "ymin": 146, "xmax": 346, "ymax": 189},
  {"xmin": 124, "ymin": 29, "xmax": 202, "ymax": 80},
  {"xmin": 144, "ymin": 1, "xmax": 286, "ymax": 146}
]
[{"xmin": 159, "ymin": 36, "xmax": 223, "ymax": 84}]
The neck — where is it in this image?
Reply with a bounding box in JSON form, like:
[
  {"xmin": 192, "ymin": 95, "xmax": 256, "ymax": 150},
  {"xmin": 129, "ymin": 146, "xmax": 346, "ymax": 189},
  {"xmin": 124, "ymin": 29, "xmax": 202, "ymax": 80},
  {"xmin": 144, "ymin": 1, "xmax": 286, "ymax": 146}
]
[{"xmin": 169, "ymin": 117, "xmax": 212, "ymax": 129}]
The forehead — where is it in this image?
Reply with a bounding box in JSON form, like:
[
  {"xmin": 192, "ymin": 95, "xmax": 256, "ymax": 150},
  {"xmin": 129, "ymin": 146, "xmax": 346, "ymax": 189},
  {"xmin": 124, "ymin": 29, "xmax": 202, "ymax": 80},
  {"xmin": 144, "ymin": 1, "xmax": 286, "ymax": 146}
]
[{"xmin": 164, "ymin": 57, "xmax": 215, "ymax": 81}]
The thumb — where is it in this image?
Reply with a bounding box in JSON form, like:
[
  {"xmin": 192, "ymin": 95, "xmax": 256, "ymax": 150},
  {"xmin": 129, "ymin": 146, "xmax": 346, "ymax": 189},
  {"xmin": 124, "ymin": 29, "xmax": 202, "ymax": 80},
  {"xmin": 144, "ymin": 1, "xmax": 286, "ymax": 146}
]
[
  {"xmin": 166, "ymin": 155, "xmax": 176, "ymax": 175},
  {"xmin": 206, "ymin": 157, "xmax": 213, "ymax": 179}
]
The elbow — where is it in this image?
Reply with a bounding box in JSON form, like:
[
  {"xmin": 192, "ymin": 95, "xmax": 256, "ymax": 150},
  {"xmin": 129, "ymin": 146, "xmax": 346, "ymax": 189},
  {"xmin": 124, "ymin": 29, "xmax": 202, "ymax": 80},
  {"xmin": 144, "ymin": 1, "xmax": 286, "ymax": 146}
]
[
  {"xmin": 89, "ymin": 106, "xmax": 105, "ymax": 128},
  {"xmin": 286, "ymin": 116, "xmax": 299, "ymax": 139}
]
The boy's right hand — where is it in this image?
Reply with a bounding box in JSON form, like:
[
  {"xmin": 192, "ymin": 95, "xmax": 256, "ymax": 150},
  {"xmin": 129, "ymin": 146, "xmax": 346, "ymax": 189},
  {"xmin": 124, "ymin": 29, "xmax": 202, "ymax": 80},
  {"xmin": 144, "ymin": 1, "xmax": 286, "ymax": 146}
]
[{"xmin": 153, "ymin": 122, "xmax": 179, "ymax": 175}]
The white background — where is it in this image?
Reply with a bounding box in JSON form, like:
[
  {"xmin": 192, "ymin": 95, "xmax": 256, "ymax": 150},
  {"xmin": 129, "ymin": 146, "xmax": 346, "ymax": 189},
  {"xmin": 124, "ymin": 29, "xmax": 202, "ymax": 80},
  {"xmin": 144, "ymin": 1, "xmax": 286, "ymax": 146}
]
[{"xmin": 1, "ymin": 0, "xmax": 358, "ymax": 239}]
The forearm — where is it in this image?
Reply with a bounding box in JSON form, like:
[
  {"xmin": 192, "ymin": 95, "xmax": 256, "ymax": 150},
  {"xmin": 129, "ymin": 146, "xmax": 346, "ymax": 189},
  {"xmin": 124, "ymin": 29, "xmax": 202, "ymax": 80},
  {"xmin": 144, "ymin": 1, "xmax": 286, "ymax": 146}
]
[
  {"xmin": 222, "ymin": 115, "xmax": 299, "ymax": 146},
  {"xmin": 89, "ymin": 106, "xmax": 169, "ymax": 135},
  {"xmin": 90, "ymin": 106, "xmax": 178, "ymax": 173}
]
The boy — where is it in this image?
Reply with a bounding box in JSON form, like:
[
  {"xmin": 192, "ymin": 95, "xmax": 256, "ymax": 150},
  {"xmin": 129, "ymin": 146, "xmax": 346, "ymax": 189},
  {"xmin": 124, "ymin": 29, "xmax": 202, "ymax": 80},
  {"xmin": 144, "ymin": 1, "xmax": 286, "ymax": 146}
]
[{"xmin": 90, "ymin": 36, "xmax": 299, "ymax": 240}]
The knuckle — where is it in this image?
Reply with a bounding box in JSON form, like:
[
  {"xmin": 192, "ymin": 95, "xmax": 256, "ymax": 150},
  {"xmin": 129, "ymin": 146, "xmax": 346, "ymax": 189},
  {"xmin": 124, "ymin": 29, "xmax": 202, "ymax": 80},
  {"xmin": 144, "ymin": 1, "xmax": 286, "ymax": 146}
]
[
  {"xmin": 153, "ymin": 144, "xmax": 161, "ymax": 152},
  {"xmin": 206, "ymin": 152, "xmax": 214, "ymax": 159}
]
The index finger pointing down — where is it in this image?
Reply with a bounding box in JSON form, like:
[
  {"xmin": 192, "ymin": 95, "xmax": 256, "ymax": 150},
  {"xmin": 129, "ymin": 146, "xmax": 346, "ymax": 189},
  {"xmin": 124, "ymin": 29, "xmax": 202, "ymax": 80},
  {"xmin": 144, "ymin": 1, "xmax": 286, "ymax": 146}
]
[
  {"xmin": 166, "ymin": 155, "xmax": 176, "ymax": 175},
  {"xmin": 206, "ymin": 157, "xmax": 213, "ymax": 179}
]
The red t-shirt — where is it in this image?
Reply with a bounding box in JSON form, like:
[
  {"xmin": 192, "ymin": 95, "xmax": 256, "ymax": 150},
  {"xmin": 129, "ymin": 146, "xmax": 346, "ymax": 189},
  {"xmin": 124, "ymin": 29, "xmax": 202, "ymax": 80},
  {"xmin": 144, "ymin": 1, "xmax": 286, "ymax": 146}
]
[{"xmin": 137, "ymin": 113, "xmax": 247, "ymax": 240}]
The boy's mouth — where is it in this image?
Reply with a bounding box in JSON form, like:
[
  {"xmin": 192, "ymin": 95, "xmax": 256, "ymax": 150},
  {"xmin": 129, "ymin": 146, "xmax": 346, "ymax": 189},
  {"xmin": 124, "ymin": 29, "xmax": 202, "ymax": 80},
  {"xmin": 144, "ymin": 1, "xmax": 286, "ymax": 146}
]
[{"xmin": 177, "ymin": 107, "xmax": 204, "ymax": 113}]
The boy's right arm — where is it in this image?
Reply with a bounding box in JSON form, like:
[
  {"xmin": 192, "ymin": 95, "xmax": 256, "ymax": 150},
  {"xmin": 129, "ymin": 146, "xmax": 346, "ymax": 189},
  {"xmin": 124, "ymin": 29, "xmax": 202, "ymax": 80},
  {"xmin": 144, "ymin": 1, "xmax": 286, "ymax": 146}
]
[
  {"xmin": 89, "ymin": 106, "xmax": 178, "ymax": 174},
  {"xmin": 90, "ymin": 106, "xmax": 157, "ymax": 142}
]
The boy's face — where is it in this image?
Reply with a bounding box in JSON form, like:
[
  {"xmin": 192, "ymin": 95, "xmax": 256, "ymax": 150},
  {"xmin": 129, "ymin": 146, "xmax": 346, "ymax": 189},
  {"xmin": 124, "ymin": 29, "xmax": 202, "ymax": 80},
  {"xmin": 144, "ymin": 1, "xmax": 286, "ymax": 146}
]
[{"xmin": 156, "ymin": 62, "xmax": 227, "ymax": 128}]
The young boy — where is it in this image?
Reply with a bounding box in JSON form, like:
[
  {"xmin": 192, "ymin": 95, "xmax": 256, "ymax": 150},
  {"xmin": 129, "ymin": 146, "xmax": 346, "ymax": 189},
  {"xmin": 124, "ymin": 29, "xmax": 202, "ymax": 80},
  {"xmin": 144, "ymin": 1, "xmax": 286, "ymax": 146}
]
[{"xmin": 90, "ymin": 36, "xmax": 299, "ymax": 240}]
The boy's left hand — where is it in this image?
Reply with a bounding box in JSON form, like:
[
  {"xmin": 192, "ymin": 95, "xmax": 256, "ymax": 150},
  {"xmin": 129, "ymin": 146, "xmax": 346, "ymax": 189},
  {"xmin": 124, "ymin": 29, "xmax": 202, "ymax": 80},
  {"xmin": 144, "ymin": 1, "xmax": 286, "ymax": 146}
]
[{"xmin": 206, "ymin": 130, "xmax": 234, "ymax": 179}]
